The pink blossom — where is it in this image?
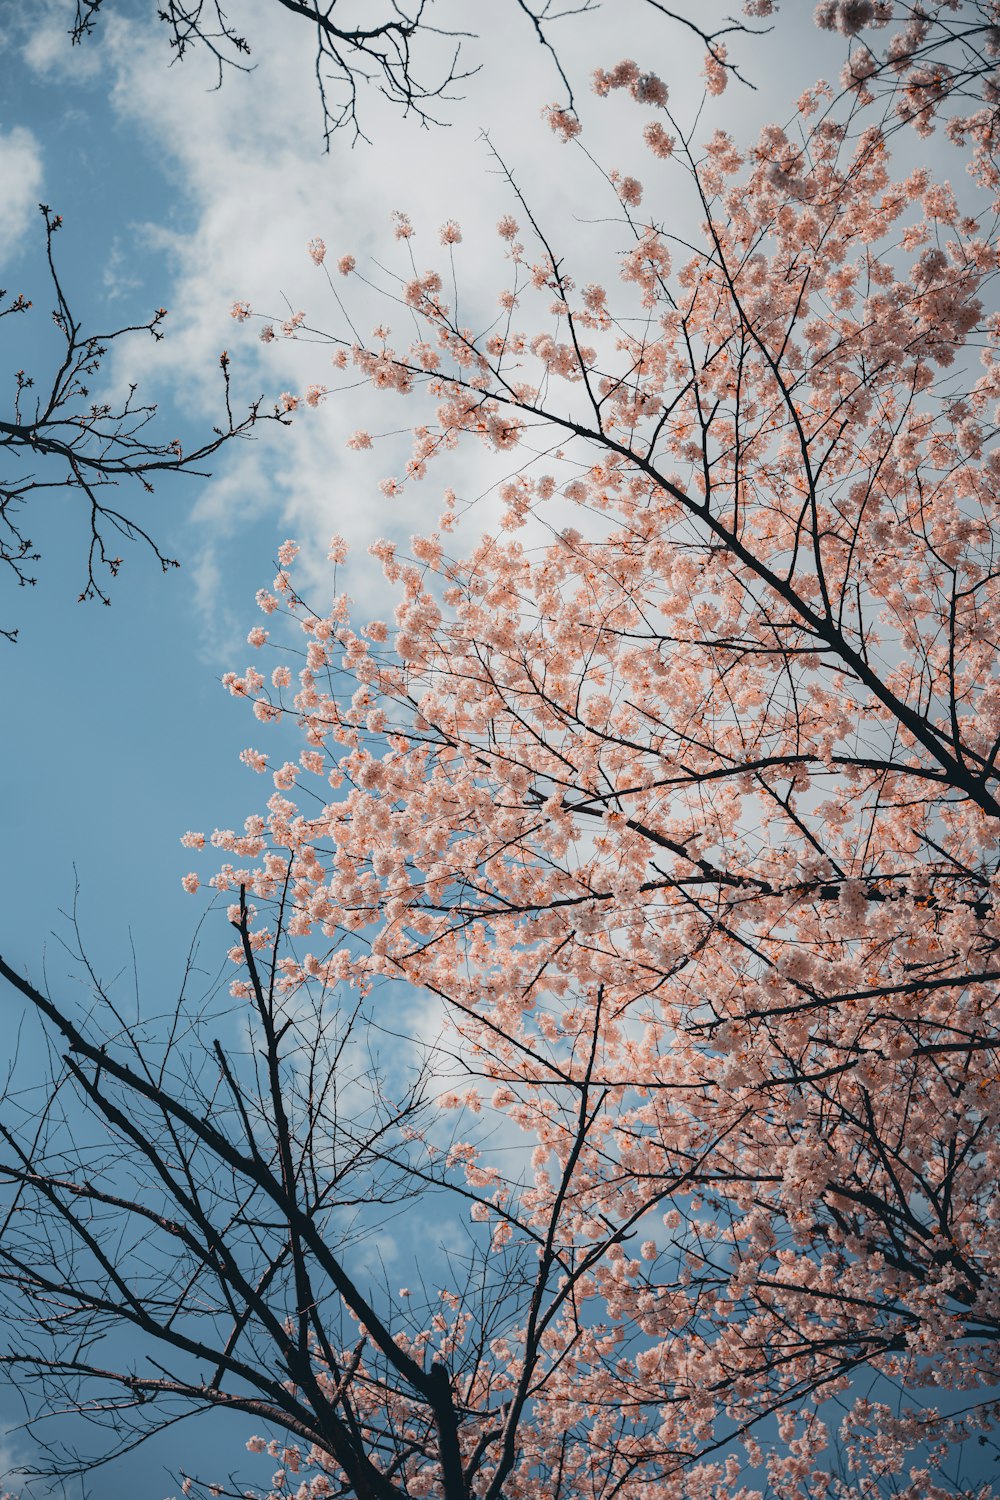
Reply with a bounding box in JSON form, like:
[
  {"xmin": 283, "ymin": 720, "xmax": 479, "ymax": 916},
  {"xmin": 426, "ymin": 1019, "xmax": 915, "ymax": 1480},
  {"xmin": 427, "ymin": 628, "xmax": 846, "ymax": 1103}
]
[
  {"xmin": 593, "ymin": 59, "xmax": 668, "ymax": 107},
  {"xmin": 923, "ymin": 182, "xmax": 959, "ymax": 221},
  {"xmin": 543, "ymin": 105, "xmax": 581, "ymax": 142},
  {"xmin": 815, "ymin": 0, "xmax": 877, "ymax": 34},
  {"xmin": 307, "ymin": 236, "xmax": 326, "ymax": 266},
  {"xmin": 703, "ymin": 44, "xmax": 729, "ymax": 95},
  {"xmin": 643, "ymin": 121, "xmax": 675, "ymax": 158},
  {"xmin": 614, "ymin": 172, "xmax": 643, "ymax": 207},
  {"xmin": 337, "ymin": 254, "xmax": 356, "ymax": 276},
  {"xmin": 181, "ymin": 873, "xmax": 200, "ymax": 894}
]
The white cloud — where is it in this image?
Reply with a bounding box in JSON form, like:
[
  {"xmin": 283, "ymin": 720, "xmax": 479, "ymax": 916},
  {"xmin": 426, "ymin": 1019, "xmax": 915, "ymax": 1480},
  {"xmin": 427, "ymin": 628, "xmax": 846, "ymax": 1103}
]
[
  {"xmin": 0, "ymin": 1423, "xmax": 27, "ymax": 1492},
  {"xmin": 101, "ymin": 234, "xmax": 144, "ymax": 301},
  {"xmin": 18, "ymin": 0, "xmax": 103, "ymax": 80},
  {"xmin": 0, "ymin": 124, "xmax": 43, "ymax": 267},
  {"xmin": 71, "ymin": 0, "xmax": 848, "ymax": 653}
]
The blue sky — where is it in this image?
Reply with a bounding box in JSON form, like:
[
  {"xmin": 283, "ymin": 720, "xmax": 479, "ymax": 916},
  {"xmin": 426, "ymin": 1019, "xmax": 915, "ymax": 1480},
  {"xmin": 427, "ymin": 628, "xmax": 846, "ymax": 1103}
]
[{"xmin": 0, "ymin": 2, "xmax": 948, "ymax": 1494}]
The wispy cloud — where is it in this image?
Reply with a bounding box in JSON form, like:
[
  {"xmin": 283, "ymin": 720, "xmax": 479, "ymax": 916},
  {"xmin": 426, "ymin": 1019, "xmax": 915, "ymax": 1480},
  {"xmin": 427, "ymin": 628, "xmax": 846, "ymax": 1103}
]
[
  {"xmin": 0, "ymin": 1421, "xmax": 28, "ymax": 1493},
  {"xmin": 0, "ymin": 124, "xmax": 43, "ymax": 267}
]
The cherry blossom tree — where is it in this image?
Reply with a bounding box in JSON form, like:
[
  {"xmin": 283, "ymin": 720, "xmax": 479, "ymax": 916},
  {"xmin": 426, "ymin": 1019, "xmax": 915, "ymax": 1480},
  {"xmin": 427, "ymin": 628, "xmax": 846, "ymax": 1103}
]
[
  {"xmin": 183, "ymin": 53, "xmax": 1000, "ymax": 1496},
  {"xmin": 5, "ymin": 17, "xmax": 1000, "ymax": 1500},
  {"xmin": 0, "ymin": 206, "xmax": 281, "ymax": 641}
]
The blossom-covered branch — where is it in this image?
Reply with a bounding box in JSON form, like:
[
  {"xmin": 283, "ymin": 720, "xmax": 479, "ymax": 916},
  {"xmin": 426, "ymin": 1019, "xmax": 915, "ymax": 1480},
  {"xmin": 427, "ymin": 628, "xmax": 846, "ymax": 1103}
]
[{"xmin": 821, "ymin": 0, "xmax": 1000, "ymax": 146}]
